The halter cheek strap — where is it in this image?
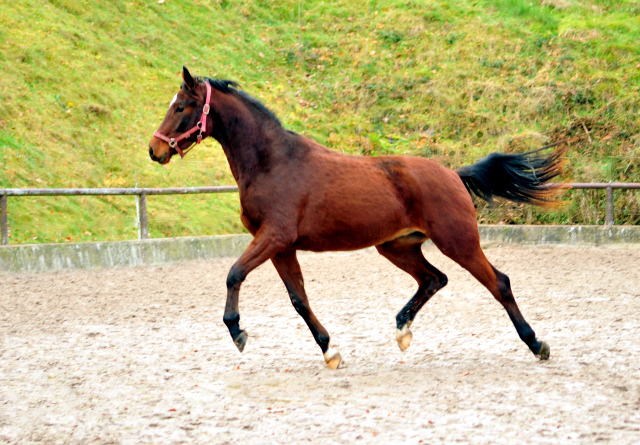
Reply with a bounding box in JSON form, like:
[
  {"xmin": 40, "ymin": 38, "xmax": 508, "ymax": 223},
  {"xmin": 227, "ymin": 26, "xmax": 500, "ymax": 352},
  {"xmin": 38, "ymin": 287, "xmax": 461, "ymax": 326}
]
[{"xmin": 153, "ymin": 81, "xmax": 212, "ymax": 159}]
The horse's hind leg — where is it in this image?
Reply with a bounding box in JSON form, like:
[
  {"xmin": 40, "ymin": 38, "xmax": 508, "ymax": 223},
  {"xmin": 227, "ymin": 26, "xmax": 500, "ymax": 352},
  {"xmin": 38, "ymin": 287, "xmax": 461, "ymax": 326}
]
[
  {"xmin": 432, "ymin": 229, "xmax": 550, "ymax": 360},
  {"xmin": 271, "ymin": 250, "xmax": 340, "ymax": 369},
  {"xmin": 376, "ymin": 234, "xmax": 448, "ymax": 351}
]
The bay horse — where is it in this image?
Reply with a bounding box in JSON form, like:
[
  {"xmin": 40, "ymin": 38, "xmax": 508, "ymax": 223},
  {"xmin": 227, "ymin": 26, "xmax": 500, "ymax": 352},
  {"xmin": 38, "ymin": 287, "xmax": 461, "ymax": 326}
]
[{"xmin": 149, "ymin": 67, "xmax": 567, "ymax": 369}]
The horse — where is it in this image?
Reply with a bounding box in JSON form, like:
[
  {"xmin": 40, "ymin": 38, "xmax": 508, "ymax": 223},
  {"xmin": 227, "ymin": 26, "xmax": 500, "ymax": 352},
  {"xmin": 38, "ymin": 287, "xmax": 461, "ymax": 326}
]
[{"xmin": 149, "ymin": 67, "xmax": 567, "ymax": 369}]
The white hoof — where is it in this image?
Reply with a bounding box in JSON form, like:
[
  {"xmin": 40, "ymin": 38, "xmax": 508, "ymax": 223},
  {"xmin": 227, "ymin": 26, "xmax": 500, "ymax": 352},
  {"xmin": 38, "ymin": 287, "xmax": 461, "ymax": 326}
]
[
  {"xmin": 396, "ymin": 325, "xmax": 413, "ymax": 351},
  {"xmin": 323, "ymin": 346, "xmax": 342, "ymax": 369}
]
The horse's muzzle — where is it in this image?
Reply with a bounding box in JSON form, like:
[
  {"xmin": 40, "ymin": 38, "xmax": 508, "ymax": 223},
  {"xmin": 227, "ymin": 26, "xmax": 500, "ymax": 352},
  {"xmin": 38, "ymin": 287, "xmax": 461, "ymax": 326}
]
[{"xmin": 149, "ymin": 146, "xmax": 168, "ymax": 164}]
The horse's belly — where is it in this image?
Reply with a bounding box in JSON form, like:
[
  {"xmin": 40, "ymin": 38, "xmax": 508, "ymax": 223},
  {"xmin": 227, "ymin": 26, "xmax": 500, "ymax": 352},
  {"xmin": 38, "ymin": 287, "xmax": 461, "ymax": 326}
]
[
  {"xmin": 292, "ymin": 234, "xmax": 381, "ymax": 252},
  {"xmin": 293, "ymin": 215, "xmax": 421, "ymax": 252}
]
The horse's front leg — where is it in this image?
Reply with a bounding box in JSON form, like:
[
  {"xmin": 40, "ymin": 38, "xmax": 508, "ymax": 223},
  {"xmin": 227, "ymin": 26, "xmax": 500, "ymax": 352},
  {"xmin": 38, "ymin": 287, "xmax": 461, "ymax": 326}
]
[
  {"xmin": 223, "ymin": 228, "xmax": 291, "ymax": 352},
  {"xmin": 271, "ymin": 250, "xmax": 341, "ymax": 369}
]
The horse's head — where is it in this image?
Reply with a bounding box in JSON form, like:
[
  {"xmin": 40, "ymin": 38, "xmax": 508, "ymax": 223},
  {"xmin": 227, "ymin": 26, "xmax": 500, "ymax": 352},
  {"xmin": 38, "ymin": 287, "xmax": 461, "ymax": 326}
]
[{"xmin": 149, "ymin": 66, "xmax": 212, "ymax": 164}]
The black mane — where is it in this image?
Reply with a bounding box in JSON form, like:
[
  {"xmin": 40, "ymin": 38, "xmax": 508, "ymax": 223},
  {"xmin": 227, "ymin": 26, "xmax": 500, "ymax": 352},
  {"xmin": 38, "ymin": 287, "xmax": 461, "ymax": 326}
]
[{"xmin": 195, "ymin": 77, "xmax": 282, "ymax": 127}]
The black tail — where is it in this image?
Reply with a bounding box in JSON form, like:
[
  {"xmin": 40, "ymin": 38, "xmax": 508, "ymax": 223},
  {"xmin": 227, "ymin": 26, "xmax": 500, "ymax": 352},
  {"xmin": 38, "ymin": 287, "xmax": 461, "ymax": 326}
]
[{"xmin": 455, "ymin": 146, "xmax": 569, "ymax": 207}]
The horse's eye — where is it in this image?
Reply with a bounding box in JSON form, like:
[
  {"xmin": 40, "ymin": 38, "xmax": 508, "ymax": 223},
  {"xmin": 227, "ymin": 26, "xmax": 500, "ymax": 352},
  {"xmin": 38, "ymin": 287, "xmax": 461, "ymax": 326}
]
[{"xmin": 175, "ymin": 107, "xmax": 184, "ymax": 113}]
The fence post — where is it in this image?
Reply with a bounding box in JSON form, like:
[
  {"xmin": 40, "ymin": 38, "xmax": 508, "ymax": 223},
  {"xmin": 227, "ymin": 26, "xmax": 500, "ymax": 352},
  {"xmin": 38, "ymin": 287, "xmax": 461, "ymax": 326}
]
[
  {"xmin": 1, "ymin": 194, "xmax": 7, "ymax": 246},
  {"xmin": 138, "ymin": 193, "xmax": 149, "ymax": 239},
  {"xmin": 605, "ymin": 185, "xmax": 614, "ymax": 226}
]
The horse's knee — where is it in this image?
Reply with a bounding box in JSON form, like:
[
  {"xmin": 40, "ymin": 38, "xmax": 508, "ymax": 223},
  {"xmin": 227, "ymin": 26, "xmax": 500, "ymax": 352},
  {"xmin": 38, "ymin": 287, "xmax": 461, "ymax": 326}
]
[{"xmin": 226, "ymin": 266, "xmax": 245, "ymax": 289}]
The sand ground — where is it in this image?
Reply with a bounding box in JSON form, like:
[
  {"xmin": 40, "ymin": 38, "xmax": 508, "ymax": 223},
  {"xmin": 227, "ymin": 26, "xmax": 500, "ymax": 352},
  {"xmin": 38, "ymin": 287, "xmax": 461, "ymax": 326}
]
[{"xmin": 1, "ymin": 245, "xmax": 639, "ymax": 444}]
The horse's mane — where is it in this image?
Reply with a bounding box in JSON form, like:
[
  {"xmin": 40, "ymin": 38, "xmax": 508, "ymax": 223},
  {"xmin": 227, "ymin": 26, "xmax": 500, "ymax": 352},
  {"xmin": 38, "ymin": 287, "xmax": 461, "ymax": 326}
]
[{"xmin": 184, "ymin": 77, "xmax": 282, "ymax": 127}]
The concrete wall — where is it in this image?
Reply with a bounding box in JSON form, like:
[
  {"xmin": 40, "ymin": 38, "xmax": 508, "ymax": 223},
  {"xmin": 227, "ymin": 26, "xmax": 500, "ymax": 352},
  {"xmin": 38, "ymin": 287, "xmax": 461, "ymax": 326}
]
[
  {"xmin": 1, "ymin": 226, "xmax": 639, "ymax": 274},
  {"xmin": 0, "ymin": 234, "xmax": 253, "ymax": 274},
  {"xmin": 477, "ymin": 225, "xmax": 640, "ymax": 247}
]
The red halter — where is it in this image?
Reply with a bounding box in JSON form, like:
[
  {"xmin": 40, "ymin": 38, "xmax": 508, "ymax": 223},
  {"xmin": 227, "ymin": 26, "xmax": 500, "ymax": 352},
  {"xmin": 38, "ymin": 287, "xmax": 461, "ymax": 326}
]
[{"xmin": 153, "ymin": 81, "xmax": 212, "ymax": 159}]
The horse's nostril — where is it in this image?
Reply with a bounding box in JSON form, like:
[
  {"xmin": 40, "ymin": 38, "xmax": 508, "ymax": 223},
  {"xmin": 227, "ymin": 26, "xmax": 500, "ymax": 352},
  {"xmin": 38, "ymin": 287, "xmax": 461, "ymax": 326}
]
[{"xmin": 149, "ymin": 147, "xmax": 157, "ymax": 161}]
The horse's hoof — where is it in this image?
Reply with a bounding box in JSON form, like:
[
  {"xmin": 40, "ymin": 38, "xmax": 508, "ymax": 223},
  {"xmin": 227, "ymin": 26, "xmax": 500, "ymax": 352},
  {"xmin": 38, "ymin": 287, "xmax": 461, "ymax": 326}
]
[
  {"xmin": 233, "ymin": 331, "xmax": 248, "ymax": 353},
  {"xmin": 396, "ymin": 325, "xmax": 413, "ymax": 351},
  {"xmin": 535, "ymin": 341, "xmax": 550, "ymax": 360},
  {"xmin": 324, "ymin": 347, "xmax": 342, "ymax": 369}
]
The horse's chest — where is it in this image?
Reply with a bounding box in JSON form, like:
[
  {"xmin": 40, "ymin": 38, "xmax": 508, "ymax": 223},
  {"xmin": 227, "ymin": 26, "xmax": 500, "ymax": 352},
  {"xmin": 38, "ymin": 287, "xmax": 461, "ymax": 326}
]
[{"xmin": 239, "ymin": 205, "xmax": 261, "ymax": 234}]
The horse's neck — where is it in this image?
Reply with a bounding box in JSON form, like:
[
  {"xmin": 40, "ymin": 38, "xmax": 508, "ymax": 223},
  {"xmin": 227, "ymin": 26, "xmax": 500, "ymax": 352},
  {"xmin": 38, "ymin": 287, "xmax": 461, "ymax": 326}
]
[{"xmin": 212, "ymin": 104, "xmax": 282, "ymax": 187}]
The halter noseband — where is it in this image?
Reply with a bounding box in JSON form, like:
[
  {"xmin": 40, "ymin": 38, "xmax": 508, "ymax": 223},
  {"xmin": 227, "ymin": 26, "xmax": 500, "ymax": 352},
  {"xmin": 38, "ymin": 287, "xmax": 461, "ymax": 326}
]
[{"xmin": 153, "ymin": 81, "xmax": 212, "ymax": 159}]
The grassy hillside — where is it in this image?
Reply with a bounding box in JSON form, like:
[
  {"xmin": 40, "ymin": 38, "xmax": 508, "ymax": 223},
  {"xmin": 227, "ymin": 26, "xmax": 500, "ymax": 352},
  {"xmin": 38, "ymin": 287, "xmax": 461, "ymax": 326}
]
[{"xmin": 1, "ymin": 0, "xmax": 639, "ymax": 244}]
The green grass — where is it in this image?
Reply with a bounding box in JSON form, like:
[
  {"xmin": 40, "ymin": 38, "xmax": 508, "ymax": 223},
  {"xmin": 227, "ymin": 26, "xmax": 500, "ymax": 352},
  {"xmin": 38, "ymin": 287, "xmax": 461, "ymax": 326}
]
[{"xmin": 1, "ymin": 0, "xmax": 639, "ymax": 244}]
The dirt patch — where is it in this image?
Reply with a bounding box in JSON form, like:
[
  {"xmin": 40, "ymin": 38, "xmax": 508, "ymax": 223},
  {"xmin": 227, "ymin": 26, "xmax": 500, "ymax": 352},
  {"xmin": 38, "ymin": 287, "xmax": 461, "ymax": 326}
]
[{"xmin": 1, "ymin": 246, "xmax": 639, "ymax": 444}]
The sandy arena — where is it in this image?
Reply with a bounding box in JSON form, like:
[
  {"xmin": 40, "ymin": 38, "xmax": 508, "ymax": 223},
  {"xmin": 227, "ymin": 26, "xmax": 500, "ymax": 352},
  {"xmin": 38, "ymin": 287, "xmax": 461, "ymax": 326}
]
[{"xmin": 1, "ymin": 245, "xmax": 639, "ymax": 444}]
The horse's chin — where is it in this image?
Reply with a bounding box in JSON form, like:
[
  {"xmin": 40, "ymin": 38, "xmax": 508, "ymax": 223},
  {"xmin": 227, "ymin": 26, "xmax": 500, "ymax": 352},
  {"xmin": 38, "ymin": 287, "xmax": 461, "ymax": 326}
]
[{"xmin": 157, "ymin": 151, "xmax": 172, "ymax": 164}]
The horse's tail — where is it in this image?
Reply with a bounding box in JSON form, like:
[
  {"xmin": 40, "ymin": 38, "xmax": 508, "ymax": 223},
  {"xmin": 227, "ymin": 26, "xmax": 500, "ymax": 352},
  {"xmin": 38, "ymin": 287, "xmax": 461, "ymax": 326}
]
[{"xmin": 455, "ymin": 145, "xmax": 569, "ymax": 207}]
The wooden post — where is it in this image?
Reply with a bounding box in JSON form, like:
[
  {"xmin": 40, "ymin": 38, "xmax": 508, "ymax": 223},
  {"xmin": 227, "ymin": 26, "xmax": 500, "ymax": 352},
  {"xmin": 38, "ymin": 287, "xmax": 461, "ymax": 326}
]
[
  {"xmin": 1, "ymin": 195, "xmax": 7, "ymax": 245},
  {"xmin": 605, "ymin": 186, "xmax": 614, "ymax": 226},
  {"xmin": 138, "ymin": 193, "xmax": 149, "ymax": 239}
]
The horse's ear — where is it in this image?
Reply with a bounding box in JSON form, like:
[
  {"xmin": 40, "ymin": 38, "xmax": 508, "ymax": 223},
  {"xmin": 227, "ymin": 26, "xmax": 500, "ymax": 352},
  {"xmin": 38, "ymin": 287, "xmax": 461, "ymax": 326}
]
[{"xmin": 182, "ymin": 66, "xmax": 196, "ymax": 92}]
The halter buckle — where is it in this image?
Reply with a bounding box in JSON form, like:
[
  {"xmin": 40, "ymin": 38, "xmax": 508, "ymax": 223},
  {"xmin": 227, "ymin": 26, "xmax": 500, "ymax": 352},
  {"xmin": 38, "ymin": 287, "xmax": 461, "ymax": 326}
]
[
  {"xmin": 169, "ymin": 138, "xmax": 177, "ymax": 148},
  {"xmin": 203, "ymin": 104, "xmax": 210, "ymax": 115}
]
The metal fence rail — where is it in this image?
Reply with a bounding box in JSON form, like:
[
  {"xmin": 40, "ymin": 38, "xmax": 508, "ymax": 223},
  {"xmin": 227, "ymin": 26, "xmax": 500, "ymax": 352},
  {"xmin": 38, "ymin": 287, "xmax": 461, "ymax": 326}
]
[
  {"xmin": 566, "ymin": 183, "xmax": 640, "ymax": 226},
  {"xmin": 0, "ymin": 183, "xmax": 638, "ymax": 245},
  {"xmin": 0, "ymin": 186, "xmax": 238, "ymax": 245}
]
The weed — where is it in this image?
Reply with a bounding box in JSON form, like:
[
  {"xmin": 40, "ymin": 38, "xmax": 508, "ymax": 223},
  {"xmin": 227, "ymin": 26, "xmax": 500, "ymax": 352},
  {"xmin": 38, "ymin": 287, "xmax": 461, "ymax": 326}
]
[{"xmin": 0, "ymin": 0, "xmax": 639, "ymax": 244}]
